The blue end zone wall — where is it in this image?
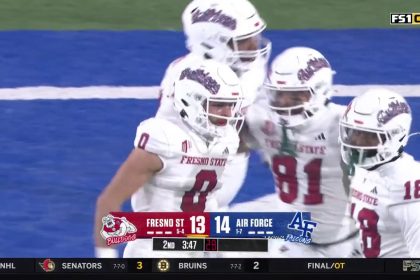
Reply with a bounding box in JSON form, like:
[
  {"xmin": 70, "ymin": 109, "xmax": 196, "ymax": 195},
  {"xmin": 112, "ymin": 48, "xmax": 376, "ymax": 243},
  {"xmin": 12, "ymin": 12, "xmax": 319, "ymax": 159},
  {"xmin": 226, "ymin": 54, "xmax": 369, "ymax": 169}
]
[{"xmin": 0, "ymin": 30, "xmax": 419, "ymax": 257}]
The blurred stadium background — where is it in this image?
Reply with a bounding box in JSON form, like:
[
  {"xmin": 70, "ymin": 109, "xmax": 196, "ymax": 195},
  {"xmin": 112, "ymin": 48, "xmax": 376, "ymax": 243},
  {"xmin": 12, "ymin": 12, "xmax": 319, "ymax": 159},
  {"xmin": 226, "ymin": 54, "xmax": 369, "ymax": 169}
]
[{"xmin": 0, "ymin": 0, "xmax": 419, "ymax": 257}]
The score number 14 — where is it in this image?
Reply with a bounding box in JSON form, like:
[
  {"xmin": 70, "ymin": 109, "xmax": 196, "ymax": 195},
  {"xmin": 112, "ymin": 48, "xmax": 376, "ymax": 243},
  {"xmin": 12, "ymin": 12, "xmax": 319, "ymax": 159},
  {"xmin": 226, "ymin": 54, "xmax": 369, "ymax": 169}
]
[
  {"xmin": 214, "ymin": 216, "xmax": 230, "ymax": 233},
  {"xmin": 189, "ymin": 215, "xmax": 231, "ymax": 234}
]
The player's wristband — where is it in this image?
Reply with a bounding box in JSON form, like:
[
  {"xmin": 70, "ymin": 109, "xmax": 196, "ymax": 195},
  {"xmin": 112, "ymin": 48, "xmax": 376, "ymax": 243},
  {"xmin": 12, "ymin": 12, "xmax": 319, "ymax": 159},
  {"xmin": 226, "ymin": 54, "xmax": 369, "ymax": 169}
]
[{"xmin": 95, "ymin": 247, "xmax": 118, "ymax": 258}]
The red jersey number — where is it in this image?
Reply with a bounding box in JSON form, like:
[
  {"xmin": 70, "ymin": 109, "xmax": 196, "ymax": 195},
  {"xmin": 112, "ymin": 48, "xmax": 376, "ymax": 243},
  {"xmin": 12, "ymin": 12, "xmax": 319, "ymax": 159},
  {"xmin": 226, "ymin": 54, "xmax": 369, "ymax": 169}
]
[{"xmin": 181, "ymin": 170, "xmax": 218, "ymax": 212}]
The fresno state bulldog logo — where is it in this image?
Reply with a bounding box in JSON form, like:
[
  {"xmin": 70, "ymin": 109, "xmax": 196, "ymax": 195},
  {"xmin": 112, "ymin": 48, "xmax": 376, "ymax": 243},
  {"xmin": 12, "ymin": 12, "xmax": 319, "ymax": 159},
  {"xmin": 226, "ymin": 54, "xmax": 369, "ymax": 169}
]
[{"xmin": 100, "ymin": 214, "xmax": 137, "ymax": 246}]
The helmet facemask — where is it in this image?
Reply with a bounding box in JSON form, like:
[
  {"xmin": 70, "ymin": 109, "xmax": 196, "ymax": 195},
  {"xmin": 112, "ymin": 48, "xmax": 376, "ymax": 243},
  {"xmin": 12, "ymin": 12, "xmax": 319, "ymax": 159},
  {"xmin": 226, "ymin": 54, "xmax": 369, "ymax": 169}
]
[
  {"xmin": 226, "ymin": 32, "xmax": 272, "ymax": 73},
  {"xmin": 266, "ymin": 86, "xmax": 316, "ymax": 127},
  {"xmin": 191, "ymin": 96, "xmax": 244, "ymax": 140},
  {"xmin": 339, "ymin": 121, "xmax": 406, "ymax": 171}
]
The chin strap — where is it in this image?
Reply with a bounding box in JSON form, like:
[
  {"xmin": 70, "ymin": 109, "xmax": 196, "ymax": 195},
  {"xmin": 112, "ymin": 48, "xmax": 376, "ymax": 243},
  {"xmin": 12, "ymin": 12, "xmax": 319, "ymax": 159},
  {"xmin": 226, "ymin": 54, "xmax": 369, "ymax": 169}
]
[
  {"xmin": 279, "ymin": 125, "xmax": 297, "ymax": 157},
  {"xmin": 368, "ymin": 154, "xmax": 401, "ymax": 171},
  {"xmin": 367, "ymin": 132, "xmax": 420, "ymax": 171}
]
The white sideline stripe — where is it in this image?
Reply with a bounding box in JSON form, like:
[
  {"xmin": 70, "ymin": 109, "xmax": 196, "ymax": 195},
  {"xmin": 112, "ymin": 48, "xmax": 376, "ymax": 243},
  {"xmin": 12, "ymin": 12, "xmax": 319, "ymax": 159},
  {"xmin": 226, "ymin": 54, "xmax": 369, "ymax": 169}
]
[
  {"xmin": 0, "ymin": 85, "xmax": 419, "ymax": 100},
  {"xmin": 333, "ymin": 85, "xmax": 420, "ymax": 97},
  {"xmin": 0, "ymin": 86, "xmax": 161, "ymax": 100}
]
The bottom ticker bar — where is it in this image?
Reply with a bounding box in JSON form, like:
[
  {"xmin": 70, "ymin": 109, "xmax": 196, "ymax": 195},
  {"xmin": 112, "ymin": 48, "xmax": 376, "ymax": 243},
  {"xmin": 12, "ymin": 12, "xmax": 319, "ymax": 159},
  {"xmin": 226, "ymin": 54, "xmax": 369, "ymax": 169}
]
[
  {"xmin": 152, "ymin": 259, "xmax": 245, "ymax": 273},
  {"xmin": 0, "ymin": 259, "xmax": 34, "ymax": 273},
  {"xmin": 268, "ymin": 259, "xmax": 384, "ymax": 273},
  {"xmin": 1, "ymin": 258, "xmax": 420, "ymax": 274},
  {"xmin": 122, "ymin": 258, "xmax": 420, "ymax": 274},
  {"xmin": 35, "ymin": 258, "xmax": 128, "ymax": 273}
]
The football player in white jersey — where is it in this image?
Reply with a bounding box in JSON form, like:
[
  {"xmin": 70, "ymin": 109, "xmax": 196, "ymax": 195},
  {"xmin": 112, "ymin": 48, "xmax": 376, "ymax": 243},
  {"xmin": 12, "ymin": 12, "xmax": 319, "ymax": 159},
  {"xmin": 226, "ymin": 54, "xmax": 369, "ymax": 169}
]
[
  {"xmin": 339, "ymin": 88, "xmax": 420, "ymax": 257},
  {"xmin": 152, "ymin": 0, "xmax": 271, "ymax": 211},
  {"xmin": 94, "ymin": 59, "xmax": 244, "ymax": 258},
  {"xmin": 230, "ymin": 47, "xmax": 359, "ymax": 257}
]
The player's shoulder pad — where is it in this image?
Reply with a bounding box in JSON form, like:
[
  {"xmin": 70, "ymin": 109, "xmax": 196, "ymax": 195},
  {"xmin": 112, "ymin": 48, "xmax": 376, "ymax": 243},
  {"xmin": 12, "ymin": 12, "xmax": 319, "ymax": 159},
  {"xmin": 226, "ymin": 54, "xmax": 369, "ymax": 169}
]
[
  {"xmin": 386, "ymin": 154, "xmax": 420, "ymax": 200},
  {"xmin": 325, "ymin": 103, "xmax": 347, "ymax": 134},
  {"xmin": 165, "ymin": 53, "xmax": 202, "ymax": 74},
  {"xmin": 239, "ymin": 68, "xmax": 266, "ymax": 107},
  {"xmin": 328, "ymin": 102, "xmax": 347, "ymax": 119},
  {"xmin": 133, "ymin": 117, "xmax": 176, "ymax": 157},
  {"xmin": 245, "ymin": 98, "xmax": 270, "ymax": 128},
  {"xmin": 391, "ymin": 153, "xmax": 420, "ymax": 182}
]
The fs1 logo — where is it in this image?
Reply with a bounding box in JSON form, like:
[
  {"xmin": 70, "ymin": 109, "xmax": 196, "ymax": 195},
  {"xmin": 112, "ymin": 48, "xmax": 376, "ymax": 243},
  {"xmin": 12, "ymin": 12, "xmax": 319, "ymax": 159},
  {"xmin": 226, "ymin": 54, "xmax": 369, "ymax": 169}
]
[
  {"xmin": 402, "ymin": 260, "xmax": 420, "ymax": 272},
  {"xmin": 390, "ymin": 13, "xmax": 420, "ymax": 25}
]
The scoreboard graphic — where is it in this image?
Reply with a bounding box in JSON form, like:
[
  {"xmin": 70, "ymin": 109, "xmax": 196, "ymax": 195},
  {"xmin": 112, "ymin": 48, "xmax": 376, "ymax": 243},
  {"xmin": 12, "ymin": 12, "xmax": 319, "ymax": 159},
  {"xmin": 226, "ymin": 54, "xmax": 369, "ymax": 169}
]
[
  {"xmin": 152, "ymin": 237, "xmax": 268, "ymax": 252},
  {"xmin": 101, "ymin": 212, "xmax": 317, "ymax": 250},
  {"xmin": 3, "ymin": 212, "xmax": 417, "ymax": 275}
]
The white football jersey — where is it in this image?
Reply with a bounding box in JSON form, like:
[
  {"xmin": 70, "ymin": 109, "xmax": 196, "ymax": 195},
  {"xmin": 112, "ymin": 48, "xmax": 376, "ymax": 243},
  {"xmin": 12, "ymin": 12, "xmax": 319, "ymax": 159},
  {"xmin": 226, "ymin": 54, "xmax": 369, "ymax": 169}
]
[
  {"xmin": 350, "ymin": 153, "xmax": 420, "ymax": 257},
  {"xmin": 246, "ymin": 99, "xmax": 356, "ymax": 244},
  {"xmin": 130, "ymin": 117, "xmax": 240, "ymax": 212}
]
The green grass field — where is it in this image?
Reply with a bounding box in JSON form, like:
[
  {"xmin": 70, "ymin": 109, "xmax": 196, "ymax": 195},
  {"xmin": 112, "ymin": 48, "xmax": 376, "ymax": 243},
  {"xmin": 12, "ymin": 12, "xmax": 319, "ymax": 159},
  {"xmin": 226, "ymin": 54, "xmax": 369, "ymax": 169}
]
[{"xmin": 0, "ymin": 0, "xmax": 418, "ymax": 30}]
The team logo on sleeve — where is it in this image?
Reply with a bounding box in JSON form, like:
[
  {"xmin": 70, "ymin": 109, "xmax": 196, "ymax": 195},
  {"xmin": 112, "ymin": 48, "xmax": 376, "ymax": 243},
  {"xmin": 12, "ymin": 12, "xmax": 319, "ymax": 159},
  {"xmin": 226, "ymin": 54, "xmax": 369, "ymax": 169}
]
[{"xmin": 100, "ymin": 214, "xmax": 137, "ymax": 246}]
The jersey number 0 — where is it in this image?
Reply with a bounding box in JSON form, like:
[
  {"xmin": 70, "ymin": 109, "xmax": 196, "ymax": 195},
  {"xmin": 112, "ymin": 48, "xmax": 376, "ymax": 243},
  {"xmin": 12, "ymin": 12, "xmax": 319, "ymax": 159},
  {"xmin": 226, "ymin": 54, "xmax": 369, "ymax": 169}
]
[{"xmin": 181, "ymin": 170, "xmax": 217, "ymax": 212}]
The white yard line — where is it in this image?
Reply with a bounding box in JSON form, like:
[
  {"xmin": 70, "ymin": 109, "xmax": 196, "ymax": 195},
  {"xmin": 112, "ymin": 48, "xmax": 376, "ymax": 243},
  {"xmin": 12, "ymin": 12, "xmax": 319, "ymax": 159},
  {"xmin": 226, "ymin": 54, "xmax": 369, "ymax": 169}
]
[{"xmin": 0, "ymin": 85, "xmax": 419, "ymax": 100}]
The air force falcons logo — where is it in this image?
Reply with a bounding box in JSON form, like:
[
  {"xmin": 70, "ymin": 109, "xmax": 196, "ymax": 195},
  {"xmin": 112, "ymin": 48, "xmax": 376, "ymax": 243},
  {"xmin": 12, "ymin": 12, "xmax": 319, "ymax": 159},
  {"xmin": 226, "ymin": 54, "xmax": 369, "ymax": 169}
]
[{"xmin": 285, "ymin": 212, "xmax": 317, "ymax": 244}]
